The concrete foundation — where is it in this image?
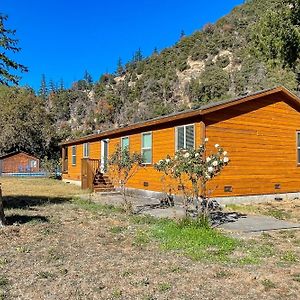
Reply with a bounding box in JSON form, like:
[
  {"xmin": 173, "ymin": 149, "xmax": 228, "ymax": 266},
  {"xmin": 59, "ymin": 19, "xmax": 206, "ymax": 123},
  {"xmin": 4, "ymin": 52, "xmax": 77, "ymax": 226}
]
[{"xmin": 123, "ymin": 187, "xmax": 300, "ymax": 205}]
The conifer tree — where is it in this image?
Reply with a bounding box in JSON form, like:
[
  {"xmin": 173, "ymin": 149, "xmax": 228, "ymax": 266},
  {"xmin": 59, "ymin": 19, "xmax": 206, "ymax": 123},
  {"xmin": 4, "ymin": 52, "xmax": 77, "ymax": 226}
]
[
  {"xmin": 116, "ymin": 57, "xmax": 124, "ymax": 76},
  {"xmin": 133, "ymin": 48, "xmax": 143, "ymax": 62},
  {"xmin": 180, "ymin": 30, "xmax": 186, "ymax": 39},
  {"xmin": 84, "ymin": 70, "xmax": 93, "ymax": 85},
  {"xmin": 38, "ymin": 74, "xmax": 48, "ymax": 100},
  {"xmin": 49, "ymin": 79, "xmax": 56, "ymax": 93},
  {"xmin": 59, "ymin": 78, "xmax": 65, "ymax": 91},
  {"xmin": 0, "ymin": 14, "xmax": 28, "ymax": 85}
]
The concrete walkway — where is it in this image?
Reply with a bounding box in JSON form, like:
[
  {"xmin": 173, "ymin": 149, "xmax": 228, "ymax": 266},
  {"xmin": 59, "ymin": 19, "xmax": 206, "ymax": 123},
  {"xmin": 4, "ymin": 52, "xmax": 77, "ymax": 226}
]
[
  {"xmin": 219, "ymin": 215, "xmax": 300, "ymax": 233},
  {"xmin": 87, "ymin": 193, "xmax": 300, "ymax": 234}
]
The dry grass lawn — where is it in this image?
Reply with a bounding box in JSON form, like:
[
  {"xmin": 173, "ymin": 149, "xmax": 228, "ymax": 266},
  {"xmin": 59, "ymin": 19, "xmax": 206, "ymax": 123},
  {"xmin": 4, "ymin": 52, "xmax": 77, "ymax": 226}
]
[
  {"xmin": 225, "ymin": 199, "xmax": 300, "ymax": 223},
  {"xmin": 0, "ymin": 178, "xmax": 300, "ymax": 299}
]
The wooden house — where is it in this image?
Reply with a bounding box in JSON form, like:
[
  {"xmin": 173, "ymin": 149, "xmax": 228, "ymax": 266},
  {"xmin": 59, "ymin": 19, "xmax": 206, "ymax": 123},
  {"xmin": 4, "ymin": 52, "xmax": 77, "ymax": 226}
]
[
  {"xmin": 60, "ymin": 86, "xmax": 300, "ymax": 199},
  {"xmin": 0, "ymin": 151, "xmax": 40, "ymax": 175}
]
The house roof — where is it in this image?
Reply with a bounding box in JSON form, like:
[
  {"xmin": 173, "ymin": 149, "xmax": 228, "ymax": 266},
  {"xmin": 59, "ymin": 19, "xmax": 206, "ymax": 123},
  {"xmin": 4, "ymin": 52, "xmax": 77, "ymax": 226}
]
[
  {"xmin": 0, "ymin": 150, "xmax": 38, "ymax": 160},
  {"xmin": 60, "ymin": 86, "xmax": 300, "ymax": 146}
]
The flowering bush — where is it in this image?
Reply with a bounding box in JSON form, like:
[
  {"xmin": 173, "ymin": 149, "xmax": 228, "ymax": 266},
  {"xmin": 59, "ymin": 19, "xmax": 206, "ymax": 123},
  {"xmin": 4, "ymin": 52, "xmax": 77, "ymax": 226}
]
[
  {"xmin": 154, "ymin": 138, "xmax": 229, "ymax": 216},
  {"xmin": 108, "ymin": 145, "xmax": 144, "ymax": 212}
]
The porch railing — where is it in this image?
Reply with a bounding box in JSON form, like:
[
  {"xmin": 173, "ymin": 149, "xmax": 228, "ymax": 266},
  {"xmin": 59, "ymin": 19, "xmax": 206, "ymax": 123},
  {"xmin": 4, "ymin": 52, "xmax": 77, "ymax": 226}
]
[
  {"xmin": 81, "ymin": 158, "xmax": 101, "ymax": 190},
  {"xmin": 62, "ymin": 159, "xmax": 68, "ymax": 173}
]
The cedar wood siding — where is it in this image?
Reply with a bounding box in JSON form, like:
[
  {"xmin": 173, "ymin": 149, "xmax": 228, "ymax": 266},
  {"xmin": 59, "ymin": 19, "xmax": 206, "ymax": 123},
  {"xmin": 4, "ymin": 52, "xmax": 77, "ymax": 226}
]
[
  {"xmin": 63, "ymin": 118, "xmax": 203, "ymax": 189},
  {"xmin": 107, "ymin": 120, "xmax": 203, "ymax": 191},
  {"xmin": 0, "ymin": 153, "xmax": 39, "ymax": 173},
  {"xmin": 63, "ymin": 141, "xmax": 101, "ymax": 181},
  {"xmin": 205, "ymin": 94, "xmax": 300, "ymax": 197},
  {"xmin": 62, "ymin": 90, "xmax": 300, "ymax": 197}
]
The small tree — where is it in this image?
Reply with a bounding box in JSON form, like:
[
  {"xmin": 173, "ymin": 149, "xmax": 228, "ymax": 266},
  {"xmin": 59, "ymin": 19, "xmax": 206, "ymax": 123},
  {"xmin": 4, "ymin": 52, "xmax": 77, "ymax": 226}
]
[
  {"xmin": 154, "ymin": 138, "xmax": 229, "ymax": 216},
  {"xmin": 0, "ymin": 183, "xmax": 5, "ymax": 226},
  {"xmin": 108, "ymin": 145, "xmax": 144, "ymax": 212}
]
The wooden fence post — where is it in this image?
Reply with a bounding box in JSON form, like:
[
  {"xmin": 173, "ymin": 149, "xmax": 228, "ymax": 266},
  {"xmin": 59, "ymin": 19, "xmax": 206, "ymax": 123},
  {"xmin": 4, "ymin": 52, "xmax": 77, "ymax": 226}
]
[{"xmin": 0, "ymin": 183, "xmax": 6, "ymax": 226}]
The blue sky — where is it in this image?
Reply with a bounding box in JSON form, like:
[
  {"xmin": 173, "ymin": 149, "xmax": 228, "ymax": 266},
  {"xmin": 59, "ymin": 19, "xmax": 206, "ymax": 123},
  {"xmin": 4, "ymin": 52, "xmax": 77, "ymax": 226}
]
[{"xmin": 2, "ymin": 0, "xmax": 243, "ymax": 90}]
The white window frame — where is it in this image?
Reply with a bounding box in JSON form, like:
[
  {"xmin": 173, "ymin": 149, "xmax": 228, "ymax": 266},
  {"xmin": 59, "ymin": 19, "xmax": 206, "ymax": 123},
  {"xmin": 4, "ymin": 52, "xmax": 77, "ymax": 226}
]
[
  {"xmin": 72, "ymin": 145, "xmax": 76, "ymax": 166},
  {"xmin": 30, "ymin": 160, "xmax": 37, "ymax": 168},
  {"xmin": 297, "ymin": 131, "xmax": 300, "ymax": 165},
  {"xmin": 175, "ymin": 123, "xmax": 195, "ymax": 151},
  {"xmin": 121, "ymin": 136, "xmax": 130, "ymax": 151},
  {"xmin": 141, "ymin": 131, "xmax": 152, "ymax": 165},
  {"xmin": 83, "ymin": 142, "xmax": 90, "ymax": 158}
]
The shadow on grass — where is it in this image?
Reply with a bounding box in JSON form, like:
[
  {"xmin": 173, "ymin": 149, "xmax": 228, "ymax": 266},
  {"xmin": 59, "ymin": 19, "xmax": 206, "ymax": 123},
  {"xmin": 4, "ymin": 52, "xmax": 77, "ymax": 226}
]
[
  {"xmin": 3, "ymin": 195, "xmax": 72, "ymax": 210},
  {"xmin": 5, "ymin": 214, "xmax": 49, "ymax": 225}
]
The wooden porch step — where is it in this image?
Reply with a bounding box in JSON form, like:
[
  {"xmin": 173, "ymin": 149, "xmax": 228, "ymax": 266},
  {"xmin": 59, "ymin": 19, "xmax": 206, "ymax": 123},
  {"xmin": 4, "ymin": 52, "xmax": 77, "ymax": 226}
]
[
  {"xmin": 94, "ymin": 187, "xmax": 115, "ymax": 192},
  {"xmin": 94, "ymin": 184, "xmax": 114, "ymax": 189},
  {"xmin": 93, "ymin": 180, "xmax": 113, "ymax": 185}
]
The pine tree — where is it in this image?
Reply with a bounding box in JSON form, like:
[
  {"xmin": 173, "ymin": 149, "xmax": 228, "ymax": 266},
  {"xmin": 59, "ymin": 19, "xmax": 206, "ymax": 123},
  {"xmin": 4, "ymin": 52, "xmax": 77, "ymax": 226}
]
[
  {"xmin": 133, "ymin": 48, "xmax": 143, "ymax": 63},
  {"xmin": 116, "ymin": 57, "xmax": 124, "ymax": 76},
  {"xmin": 180, "ymin": 30, "xmax": 186, "ymax": 39},
  {"xmin": 84, "ymin": 70, "xmax": 93, "ymax": 85},
  {"xmin": 0, "ymin": 14, "xmax": 28, "ymax": 85},
  {"xmin": 153, "ymin": 47, "xmax": 159, "ymax": 55},
  {"xmin": 49, "ymin": 79, "xmax": 56, "ymax": 93},
  {"xmin": 38, "ymin": 74, "xmax": 48, "ymax": 100},
  {"xmin": 59, "ymin": 78, "xmax": 65, "ymax": 91}
]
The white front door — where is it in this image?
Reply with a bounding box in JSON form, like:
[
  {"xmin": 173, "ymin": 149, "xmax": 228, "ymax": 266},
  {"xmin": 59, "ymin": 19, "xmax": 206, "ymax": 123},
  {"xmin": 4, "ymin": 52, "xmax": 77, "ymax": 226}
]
[{"xmin": 100, "ymin": 139, "xmax": 109, "ymax": 173}]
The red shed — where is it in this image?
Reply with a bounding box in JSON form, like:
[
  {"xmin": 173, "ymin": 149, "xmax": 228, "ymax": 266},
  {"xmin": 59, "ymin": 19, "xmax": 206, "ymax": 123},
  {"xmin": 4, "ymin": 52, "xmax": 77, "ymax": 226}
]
[{"xmin": 0, "ymin": 151, "xmax": 40, "ymax": 174}]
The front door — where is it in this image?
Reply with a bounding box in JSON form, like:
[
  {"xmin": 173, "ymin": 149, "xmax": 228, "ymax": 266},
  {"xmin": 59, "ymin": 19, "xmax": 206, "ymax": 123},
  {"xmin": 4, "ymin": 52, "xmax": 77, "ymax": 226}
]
[{"xmin": 100, "ymin": 139, "xmax": 109, "ymax": 173}]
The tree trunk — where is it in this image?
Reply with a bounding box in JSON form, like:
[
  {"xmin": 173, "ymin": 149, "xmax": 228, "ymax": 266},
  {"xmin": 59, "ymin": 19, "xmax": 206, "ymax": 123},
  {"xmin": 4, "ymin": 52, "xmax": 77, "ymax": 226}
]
[
  {"xmin": 0, "ymin": 183, "xmax": 6, "ymax": 226},
  {"xmin": 192, "ymin": 179, "xmax": 199, "ymax": 215},
  {"xmin": 122, "ymin": 183, "xmax": 132, "ymax": 214}
]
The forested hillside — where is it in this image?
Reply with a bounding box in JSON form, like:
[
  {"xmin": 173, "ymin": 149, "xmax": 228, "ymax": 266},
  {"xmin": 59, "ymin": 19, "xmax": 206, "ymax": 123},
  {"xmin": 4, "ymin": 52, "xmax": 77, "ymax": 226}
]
[{"xmin": 0, "ymin": 0, "xmax": 299, "ymax": 164}]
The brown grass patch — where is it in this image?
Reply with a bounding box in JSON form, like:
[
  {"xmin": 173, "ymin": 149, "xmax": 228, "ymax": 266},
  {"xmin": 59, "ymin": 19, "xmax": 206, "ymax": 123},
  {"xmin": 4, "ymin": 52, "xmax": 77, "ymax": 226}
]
[
  {"xmin": 0, "ymin": 178, "xmax": 300, "ymax": 299},
  {"xmin": 226, "ymin": 199, "xmax": 300, "ymax": 222}
]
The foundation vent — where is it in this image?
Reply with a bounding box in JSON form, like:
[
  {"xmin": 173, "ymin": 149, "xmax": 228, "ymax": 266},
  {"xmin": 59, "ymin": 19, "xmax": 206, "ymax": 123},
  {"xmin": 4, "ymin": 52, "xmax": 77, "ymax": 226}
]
[
  {"xmin": 143, "ymin": 182, "xmax": 149, "ymax": 187},
  {"xmin": 274, "ymin": 184, "xmax": 281, "ymax": 190},
  {"xmin": 224, "ymin": 186, "xmax": 233, "ymax": 193}
]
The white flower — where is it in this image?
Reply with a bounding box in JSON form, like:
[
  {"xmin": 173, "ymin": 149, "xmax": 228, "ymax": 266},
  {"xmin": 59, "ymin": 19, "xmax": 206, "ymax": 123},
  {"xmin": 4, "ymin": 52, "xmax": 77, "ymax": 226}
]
[
  {"xmin": 195, "ymin": 153, "xmax": 200, "ymax": 158},
  {"xmin": 215, "ymin": 144, "xmax": 219, "ymax": 148},
  {"xmin": 205, "ymin": 138, "xmax": 209, "ymax": 142},
  {"xmin": 174, "ymin": 155, "xmax": 178, "ymax": 160},
  {"xmin": 212, "ymin": 161, "xmax": 218, "ymax": 167},
  {"xmin": 223, "ymin": 157, "xmax": 229, "ymax": 163},
  {"xmin": 166, "ymin": 159, "xmax": 170, "ymax": 163},
  {"xmin": 206, "ymin": 157, "xmax": 211, "ymax": 163},
  {"xmin": 208, "ymin": 166, "xmax": 214, "ymax": 173},
  {"xmin": 223, "ymin": 151, "xmax": 227, "ymax": 156},
  {"xmin": 183, "ymin": 153, "xmax": 190, "ymax": 158},
  {"xmin": 205, "ymin": 173, "xmax": 211, "ymax": 179}
]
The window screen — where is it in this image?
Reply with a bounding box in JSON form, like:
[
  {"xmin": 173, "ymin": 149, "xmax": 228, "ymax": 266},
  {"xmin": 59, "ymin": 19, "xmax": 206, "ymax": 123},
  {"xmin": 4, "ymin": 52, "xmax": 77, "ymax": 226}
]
[
  {"xmin": 83, "ymin": 143, "xmax": 89, "ymax": 158},
  {"xmin": 72, "ymin": 145, "xmax": 76, "ymax": 165},
  {"xmin": 142, "ymin": 132, "xmax": 152, "ymax": 164},
  {"xmin": 121, "ymin": 137, "xmax": 129, "ymax": 150},
  {"xmin": 176, "ymin": 124, "xmax": 195, "ymax": 150}
]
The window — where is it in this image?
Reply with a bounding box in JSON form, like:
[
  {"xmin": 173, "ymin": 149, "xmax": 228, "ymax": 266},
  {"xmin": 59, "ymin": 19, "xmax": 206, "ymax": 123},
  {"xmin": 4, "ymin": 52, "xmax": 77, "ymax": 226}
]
[
  {"xmin": 297, "ymin": 132, "xmax": 300, "ymax": 164},
  {"xmin": 72, "ymin": 145, "xmax": 76, "ymax": 165},
  {"xmin": 30, "ymin": 160, "xmax": 37, "ymax": 168},
  {"xmin": 121, "ymin": 137, "xmax": 129, "ymax": 150},
  {"xmin": 175, "ymin": 124, "xmax": 195, "ymax": 151},
  {"xmin": 141, "ymin": 132, "xmax": 152, "ymax": 164},
  {"xmin": 83, "ymin": 143, "xmax": 90, "ymax": 158}
]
